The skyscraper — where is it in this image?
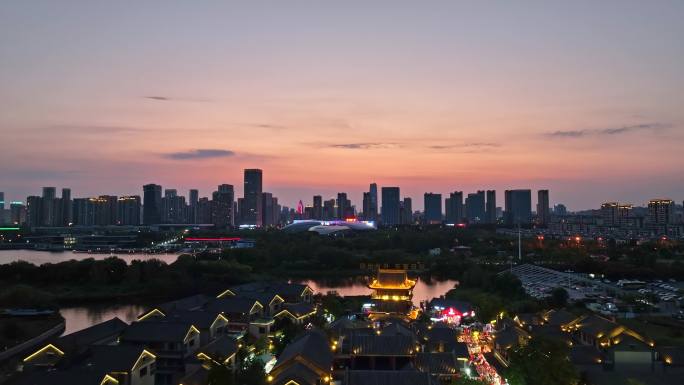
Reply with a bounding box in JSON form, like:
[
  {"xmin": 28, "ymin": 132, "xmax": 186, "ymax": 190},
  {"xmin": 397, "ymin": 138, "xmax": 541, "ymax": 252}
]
[
  {"xmin": 465, "ymin": 191, "xmax": 485, "ymax": 223},
  {"xmin": 368, "ymin": 183, "xmax": 378, "ymax": 221},
  {"xmin": 212, "ymin": 184, "xmax": 235, "ymax": 228},
  {"xmin": 445, "ymin": 191, "xmax": 464, "ymax": 224},
  {"xmin": 243, "ymin": 169, "xmax": 263, "ymax": 226},
  {"xmin": 26, "ymin": 196, "xmax": 42, "ymax": 227},
  {"xmin": 0, "ymin": 192, "xmax": 4, "ymax": 210},
  {"xmin": 323, "ymin": 199, "xmax": 336, "ymax": 220},
  {"xmin": 143, "ymin": 184, "xmax": 162, "ymax": 225},
  {"xmin": 261, "ymin": 192, "xmax": 275, "ymax": 227},
  {"xmin": 118, "ymin": 196, "xmax": 141, "ymax": 225},
  {"xmin": 336, "ymin": 193, "xmax": 351, "ymax": 219},
  {"xmin": 381, "ymin": 187, "xmax": 400, "ymax": 226},
  {"xmin": 401, "ymin": 197, "xmax": 413, "ymax": 225},
  {"xmin": 312, "ymin": 195, "xmax": 322, "ymax": 219},
  {"xmin": 537, "ymin": 190, "xmax": 550, "ymax": 226},
  {"xmin": 61, "ymin": 188, "xmax": 72, "ymax": 226},
  {"xmin": 188, "ymin": 189, "xmax": 199, "ymax": 223},
  {"xmin": 648, "ymin": 199, "xmax": 674, "ymax": 226},
  {"xmin": 424, "ymin": 193, "xmax": 442, "ymax": 224},
  {"xmin": 504, "ymin": 189, "xmax": 532, "ymax": 225},
  {"xmin": 485, "ymin": 190, "xmax": 496, "ymax": 224},
  {"xmin": 41, "ymin": 187, "xmax": 56, "ymax": 226}
]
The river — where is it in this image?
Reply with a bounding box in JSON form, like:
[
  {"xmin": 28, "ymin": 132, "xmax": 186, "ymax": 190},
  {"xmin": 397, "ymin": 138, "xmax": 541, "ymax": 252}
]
[
  {"xmin": 57, "ymin": 277, "xmax": 457, "ymax": 335},
  {"xmin": 0, "ymin": 249, "xmax": 180, "ymax": 265},
  {"xmin": 1, "ymin": 250, "xmax": 457, "ymax": 335}
]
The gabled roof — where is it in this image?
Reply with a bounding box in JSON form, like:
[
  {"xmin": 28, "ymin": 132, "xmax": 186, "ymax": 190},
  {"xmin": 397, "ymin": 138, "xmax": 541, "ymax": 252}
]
[
  {"xmin": 53, "ymin": 317, "xmax": 128, "ymax": 354},
  {"xmin": 380, "ymin": 322, "xmax": 414, "ymax": 338},
  {"xmin": 197, "ymin": 336, "xmax": 239, "ymax": 361},
  {"xmin": 272, "ymin": 361, "xmax": 324, "ymax": 385},
  {"xmin": 569, "ymin": 345, "xmax": 603, "ymax": 365},
  {"xmin": 543, "ymin": 309, "xmax": 579, "ymax": 326},
  {"xmin": 273, "ymin": 329, "xmax": 333, "ymax": 374},
  {"xmin": 206, "ymin": 297, "xmax": 262, "ymax": 315},
  {"xmin": 342, "ymin": 370, "xmax": 437, "ymax": 385},
  {"xmin": 423, "ymin": 325, "xmax": 462, "ymax": 354},
  {"xmin": 160, "ymin": 310, "xmax": 224, "ymax": 329},
  {"xmin": 345, "ymin": 334, "xmax": 416, "ymax": 356},
  {"xmin": 11, "ymin": 368, "xmax": 113, "ymax": 385},
  {"xmin": 575, "ymin": 315, "xmax": 622, "ymax": 338},
  {"xmin": 276, "ymin": 303, "xmax": 316, "ymax": 319},
  {"xmin": 228, "ymin": 281, "xmax": 311, "ymax": 302},
  {"xmin": 80, "ymin": 345, "xmax": 154, "ymax": 372},
  {"xmin": 415, "ymin": 352, "xmax": 460, "ymax": 375},
  {"xmin": 138, "ymin": 294, "xmax": 211, "ymax": 320},
  {"xmin": 122, "ymin": 321, "xmax": 198, "ymax": 343},
  {"xmin": 495, "ymin": 327, "xmax": 529, "ymax": 350}
]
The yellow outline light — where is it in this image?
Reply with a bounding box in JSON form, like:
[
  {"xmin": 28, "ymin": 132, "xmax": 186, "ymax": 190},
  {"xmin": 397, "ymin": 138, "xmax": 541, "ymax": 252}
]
[
  {"xmin": 270, "ymin": 295, "xmax": 285, "ymax": 306},
  {"xmin": 184, "ymin": 325, "xmax": 201, "ymax": 343},
  {"xmin": 137, "ymin": 308, "xmax": 165, "ymax": 321},
  {"xmin": 131, "ymin": 349, "xmax": 156, "ymax": 370},
  {"xmin": 210, "ymin": 313, "xmax": 230, "ymax": 330},
  {"xmin": 100, "ymin": 374, "xmax": 120, "ymax": 385},
  {"xmin": 23, "ymin": 344, "xmax": 65, "ymax": 362},
  {"xmin": 249, "ymin": 301, "xmax": 264, "ymax": 314},
  {"xmin": 216, "ymin": 289, "xmax": 236, "ymax": 298}
]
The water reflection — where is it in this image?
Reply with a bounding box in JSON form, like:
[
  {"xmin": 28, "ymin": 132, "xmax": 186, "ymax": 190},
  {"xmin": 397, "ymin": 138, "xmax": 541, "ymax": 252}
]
[
  {"xmin": 302, "ymin": 276, "xmax": 457, "ymax": 307},
  {"xmin": 59, "ymin": 304, "xmax": 146, "ymax": 335},
  {"xmin": 0, "ymin": 250, "xmax": 179, "ymax": 265}
]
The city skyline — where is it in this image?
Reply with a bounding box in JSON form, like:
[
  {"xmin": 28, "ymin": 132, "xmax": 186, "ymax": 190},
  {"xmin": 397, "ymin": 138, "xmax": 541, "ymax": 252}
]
[{"xmin": 2, "ymin": 2, "xmax": 683, "ymax": 210}]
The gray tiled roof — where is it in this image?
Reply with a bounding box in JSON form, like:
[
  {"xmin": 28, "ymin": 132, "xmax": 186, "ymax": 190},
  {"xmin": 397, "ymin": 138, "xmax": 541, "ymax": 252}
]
[
  {"xmin": 206, "ymin": 297, "xmax": 261, "ymax": 315},
  {"xmin": 415, "ymin": 352, "xmax": 460, "ymax": 375},
  {"xmin": 342, "ymin": 370, "xmax": 437, "ymax": 385},
  {"xmin": 122, "ymin": 321, "xmax": 194, "ymax": 343},
  {"xmin": 345, "ymin": 334, "xmax": 416, "ymax": 356},
  {"xmin": 273, "ymin": 329, "xmax": 333, "ymax": 374}
]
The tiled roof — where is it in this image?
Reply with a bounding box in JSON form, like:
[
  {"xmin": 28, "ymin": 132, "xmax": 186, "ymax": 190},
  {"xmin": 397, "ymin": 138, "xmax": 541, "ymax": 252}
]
[
  {"xmin": 415, "ymin": 352, "xmax": 460, "ymax": 375},
  {"xmin": 345, "ymin": 334, "xmax": 416, "ymax": 356},
  {"xmin": 273, "ymin": 329, "xmax": 333, "ymax": 374},
  {"xmin": 122, "ymin": 321, "xmax": 194, "ymax": 343},
  {"xmin": 342, "ymin": 370, "xmax": 437, "ymax": 385},
  {"xmin": 206, "ymin": 297, "xmax": 261, "ymax": 315}
]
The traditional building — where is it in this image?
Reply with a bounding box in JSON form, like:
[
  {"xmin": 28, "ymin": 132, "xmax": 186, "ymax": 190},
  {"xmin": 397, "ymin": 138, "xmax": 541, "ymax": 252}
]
[{"xmin": 367, "ymin": 269, "xmax": 416, "ymax": 318}]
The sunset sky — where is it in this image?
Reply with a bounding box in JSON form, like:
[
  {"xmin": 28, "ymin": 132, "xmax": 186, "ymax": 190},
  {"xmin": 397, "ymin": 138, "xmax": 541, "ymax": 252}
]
[{"xmin": 1, "ymin": 1, "xmax": 683, "ymax": 210}]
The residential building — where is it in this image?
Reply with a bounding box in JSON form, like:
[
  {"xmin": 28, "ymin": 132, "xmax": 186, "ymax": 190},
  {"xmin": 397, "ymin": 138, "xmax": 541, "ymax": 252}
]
[
  {"xmin": 142, "ymin": 184, "xmax": 162, "ymax": 225},
  {"xmin": 381, "ymin": 187, "xmax": 400, "ymax": 226},
  {"xmin": 424, "ymin": 193, "xmax": 442, "ymax": 224},
  {"xmin": 504, "ymin": 189, "xmax": 532, "ymax": 225},
  {"xmin": 243, "ymin": 169, "xmax": 263, "ymax": 226}
]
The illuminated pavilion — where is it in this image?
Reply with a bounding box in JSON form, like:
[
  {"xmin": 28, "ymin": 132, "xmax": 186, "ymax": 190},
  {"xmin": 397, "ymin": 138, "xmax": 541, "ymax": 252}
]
[{"xmin": 367, "ymin": 269, "xmax": 416, "ymax": 318}]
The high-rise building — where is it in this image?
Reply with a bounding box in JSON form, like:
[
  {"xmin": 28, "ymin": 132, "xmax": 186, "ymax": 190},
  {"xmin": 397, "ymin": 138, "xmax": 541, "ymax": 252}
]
[
  {"xmin": 323, "ymin": 199, "xmax": 336, "ymax": 220},
  {"xmin": 648, "ymin": 199, "xmax": 674, "ymax": 226},
  {"xmin": 554, "ymin": 204, "xmax": 567, "ymax": 216},
  {"xmin": 261, "ymin": 192, "xmax": 275, "ymax": 227},
  {"xmin": 197, "ymin": 197, "xmax": 212, "ymax": 224},
  {"xmin": 368, "ymin": 183, "xmax": 378, "ymax": 221},
  {"xmin": 143, "ymin": 184, "xmax": 162, "ymax": 225},
  {"xmin": 336, "ymin": 193, "xmax": 351, "ymax": 219},
  {"xmin": 72, "ymin": 198, "xmax": 93, "ymax": 226},
  {"xmin": 363, "ymin": 192, "xmax": 371, "ymax": 220},
  {"xmin": 61, "ymin": 188, "xmax": 72, "ymax": 226},
  {"xmin": 401, "ymin": 197, "xmax": 412, "ymax": 225},
  {"xmin": 312, "ymin": 195, "xmax": 322, "ymax": 220},
  {"xmin": 188, "ymin": 189, "xmax": 199, "ymax": 223},
  {"xmin": 162, "ymin": 189, "xmax": 187, "ymax": 223},
  {"xmin": 465, "ymin": 191, "xmax": 485, "ymax": 223},
  {"xmin": 10, "ymin": 202, "xmax": 26, "ymax": 225},
  {"xmin": 212, "ymin": 184, "xmax": 235, "ymax": 228},
  {"xmin": 41, "ymin": 187, "xmax": 56, "ymax": 226},
  {"xmin": 536, "ymin": 190, "xmax": 550, "ymax": 226},
  {"xmin": 486, "ymin": 190, "xmax": 497, "ymax": 224},
  {"xmin": 26, "ymin": 196, "xmax": 43, "ymax": 227},
  {"xmin": 118, "ymin": 196, "xmax": 141, "ymax": 225},
  {"xmin": 424, "ymin": 193, "xmax": 442, "ymax": 224},
  {"xmin": 0, "ymin": 192, "xmax": 4, "ymax": 210},
  {"xmin": 504, "ymin": 189, "xmax": 532, "ymax": 225},
  {"xmin": 243, "ymin": 169, "xmax": 263, "ymax": 226},
  {"xmin": 381, "ymin": 187, "xmax": 400, "ymax": 226},
  {"xmin": 90, "ymin": 196, "xmax": 118, "ymax": 226},
  {"xmin": 445, "ymin": 191, "xmax": 464, "ymax": 224}
]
